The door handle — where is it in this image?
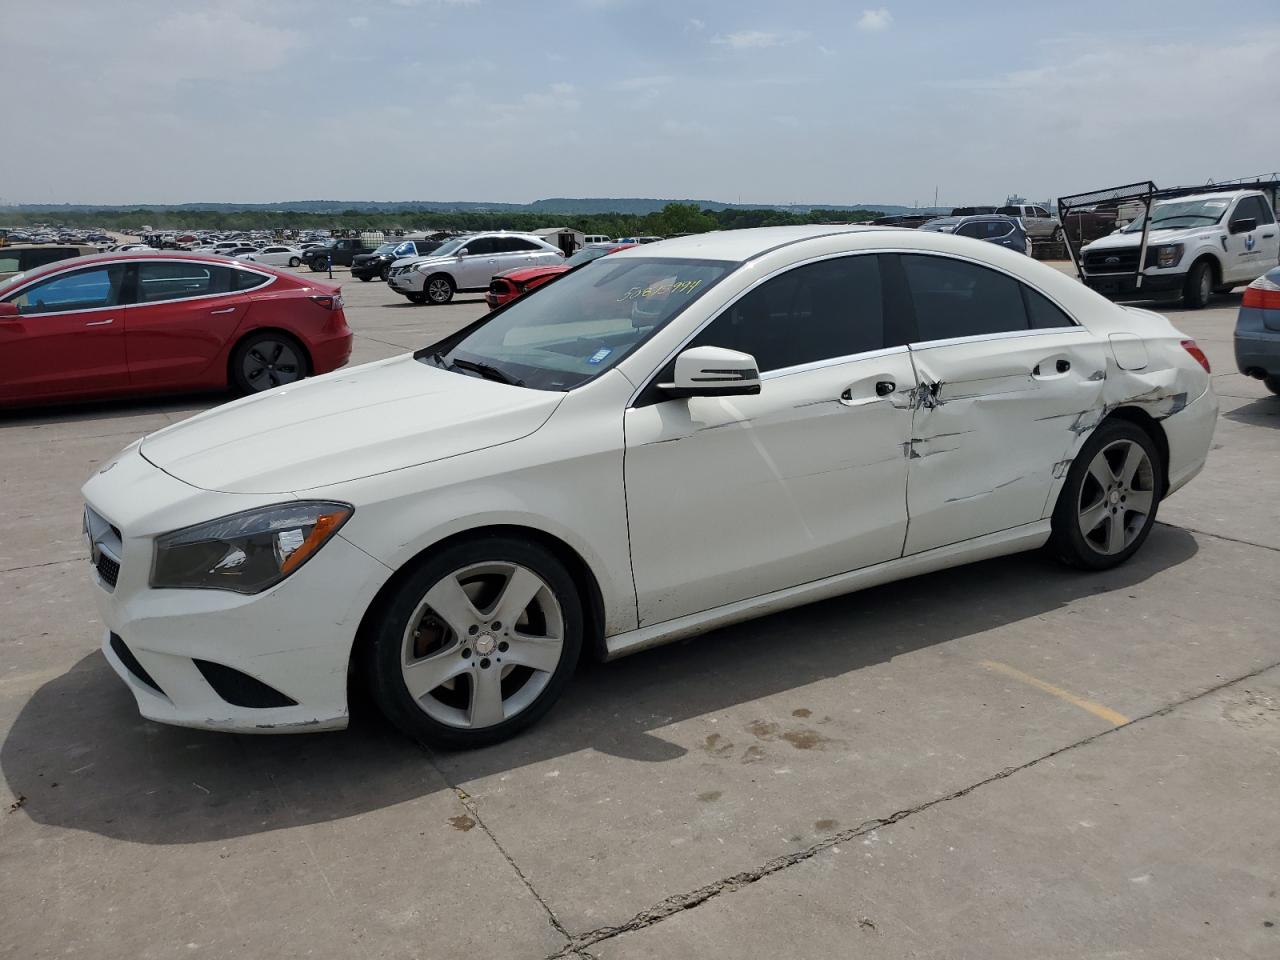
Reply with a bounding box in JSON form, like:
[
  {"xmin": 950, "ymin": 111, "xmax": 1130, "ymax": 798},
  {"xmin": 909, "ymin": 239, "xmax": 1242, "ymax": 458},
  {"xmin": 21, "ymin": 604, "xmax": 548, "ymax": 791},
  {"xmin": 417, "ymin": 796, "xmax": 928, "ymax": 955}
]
[
  {"xmin": 875, "ymin": 380, "xmax": 896, "ymax": 396},
  {"xmin": 1033, "ymin": 359, "xmax": 1070, "ymax": 376},
  {"xmin": 210, "ymin": 307, "xmax": 237, "ymax": 315},
  {"xmin": 84, "ymin": 318, "xmax": 114, "ymax": 327},
  {"xmin": 839, "ymin": 381, "xmax": 895, "ymax": 405}
]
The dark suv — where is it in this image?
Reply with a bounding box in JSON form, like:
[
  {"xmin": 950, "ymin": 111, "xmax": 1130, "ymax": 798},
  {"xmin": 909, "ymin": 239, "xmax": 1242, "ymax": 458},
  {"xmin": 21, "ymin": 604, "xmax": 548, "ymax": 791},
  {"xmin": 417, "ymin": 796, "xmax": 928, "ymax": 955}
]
[
  {"xmin": 304, "ymin": 238, "xmax": 379, "ymax": 272},
  {"xmin": 351, "ymin": 239, "xmax": 444, "ymax": 282}
]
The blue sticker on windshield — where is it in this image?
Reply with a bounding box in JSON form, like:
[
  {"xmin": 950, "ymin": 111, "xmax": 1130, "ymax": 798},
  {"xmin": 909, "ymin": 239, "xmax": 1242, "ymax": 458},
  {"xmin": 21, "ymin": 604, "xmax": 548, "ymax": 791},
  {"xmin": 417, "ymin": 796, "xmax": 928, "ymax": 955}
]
[{"xmin": 587, "ymin": 347, "xmax": 613, "ymax": 365}]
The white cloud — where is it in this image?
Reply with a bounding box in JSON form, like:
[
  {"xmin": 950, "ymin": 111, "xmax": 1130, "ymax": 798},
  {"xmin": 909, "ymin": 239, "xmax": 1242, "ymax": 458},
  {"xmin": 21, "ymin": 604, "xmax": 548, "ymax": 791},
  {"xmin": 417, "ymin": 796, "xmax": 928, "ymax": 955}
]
[
  {"xmin": 857, "ymin": 8, "xmax": 893, "ymax": 32},
  {"xmin": 711, "ymin": 30, "xmax": 803, "ymax": 50},
  {"xmin": 687, "ymin": 18, "xmax": 705, "ymax": 32}
]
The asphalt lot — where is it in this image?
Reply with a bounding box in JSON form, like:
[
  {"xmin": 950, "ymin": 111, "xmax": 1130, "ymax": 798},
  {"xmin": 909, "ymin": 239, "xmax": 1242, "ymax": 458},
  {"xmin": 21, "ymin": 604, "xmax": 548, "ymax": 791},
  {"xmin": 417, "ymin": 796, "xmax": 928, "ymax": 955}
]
[{"xmin": 1, "ymin": 265, "xmax": 1278, "ymax": 959}]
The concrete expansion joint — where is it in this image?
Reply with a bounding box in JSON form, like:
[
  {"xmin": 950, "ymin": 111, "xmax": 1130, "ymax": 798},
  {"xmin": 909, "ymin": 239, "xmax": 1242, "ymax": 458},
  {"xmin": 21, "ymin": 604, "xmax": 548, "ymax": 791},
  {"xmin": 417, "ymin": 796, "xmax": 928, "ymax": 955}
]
[
  {"xmin": 1155, "ymin": 520, "xmax": 1280, "ymax": 554},
  {"xmin": 546, "ymin": 657, "xmax": 1280, "ymax": 957},
  {"xmin": 417, "ymin": 746, "xmax": 575, "ymax": 948}
]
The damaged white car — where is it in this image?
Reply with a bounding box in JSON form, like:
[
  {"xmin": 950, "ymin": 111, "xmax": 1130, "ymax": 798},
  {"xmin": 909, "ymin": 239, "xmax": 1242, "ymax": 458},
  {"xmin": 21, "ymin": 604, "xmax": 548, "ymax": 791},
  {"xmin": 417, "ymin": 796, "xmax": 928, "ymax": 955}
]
[{"xmin": 83, "ymin": 225, "xmax": 1217, "ymax": 748}]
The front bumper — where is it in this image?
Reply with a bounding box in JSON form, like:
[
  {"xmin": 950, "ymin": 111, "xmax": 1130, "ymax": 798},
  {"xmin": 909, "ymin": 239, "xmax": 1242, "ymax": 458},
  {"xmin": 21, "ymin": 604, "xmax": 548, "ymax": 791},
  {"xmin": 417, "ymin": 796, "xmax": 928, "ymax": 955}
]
[
  {"xmin": 388, "ymin": 271, "xmax": 425, "ymax": 294},
  {"xmin": 83, "ymin": 447, "xmax": 391, "ymax": 733},
  {"xmin": 1082, "ymin": 271, "xmax": 1185, "ymax": 299},
  {"xmin": 351, "ymin": 261, "xmax": 389, "ymax": 280}
]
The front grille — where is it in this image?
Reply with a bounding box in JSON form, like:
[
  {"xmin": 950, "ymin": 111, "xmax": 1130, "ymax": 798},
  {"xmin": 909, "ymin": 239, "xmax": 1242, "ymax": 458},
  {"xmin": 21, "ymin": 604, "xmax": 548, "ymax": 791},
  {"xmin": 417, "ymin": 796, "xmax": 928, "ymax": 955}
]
[
  {"xmin": 109, "ymin": 633, "xmax": 164, "ymax": 695},
  {"xmin": 194, "ymin": 659, "xmax": 297, "ymax": 709},
  {"xmin": 1084, "ymin": 248, "xmax": 1140, "ymax": 273},
  {"xmin": 96, "ymin": 552, "xmax": 120, "ymax": 588}
]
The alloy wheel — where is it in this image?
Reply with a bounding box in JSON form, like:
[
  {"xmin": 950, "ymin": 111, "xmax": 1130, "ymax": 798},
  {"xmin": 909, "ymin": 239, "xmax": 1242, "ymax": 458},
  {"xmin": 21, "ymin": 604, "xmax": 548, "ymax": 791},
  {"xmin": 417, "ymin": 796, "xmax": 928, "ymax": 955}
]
[
  {"xmin": 242, "ymin": 339, "xmax": 303, "ymax": 390},
  {"xmin": 1076, "ymin": 439, "xmax": 1155, "ymax": 556},
  {"xmin": 427, "ymin": 278, "xmax": 452, "ymax": 303},
  {"xmin": 400, "ymin": 562, "xmax": 565, "ymax": 729}
]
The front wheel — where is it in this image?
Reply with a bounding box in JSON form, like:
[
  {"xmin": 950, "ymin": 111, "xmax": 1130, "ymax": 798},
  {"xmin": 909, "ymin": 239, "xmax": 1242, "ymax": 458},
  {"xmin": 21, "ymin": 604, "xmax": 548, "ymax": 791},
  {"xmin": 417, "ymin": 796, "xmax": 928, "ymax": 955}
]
[
  {"xmin": 367, "ymin": 537, "xmax": 583, "ymax": 749},
  {"xmin": 1048, "ymin": 419, "xmax": 1163, "ymax": 570},
  {"xmin": 288, "ymin": 257, "xmax": 301, "ymax": 268},
  {"xmin": 425, "ymin": 274, "xmax": 455, "ymax": 305},
  {"xmin": 308, "ymin": 259, "xmax": 327, "ymax": 273},
  {"xmin": 359, "ymin": 275, "xmax": 372, "ymax": 282},
  {"xmin": 1264, "ymin": 375, "xmax": 1280, "ymax": 396},
  {"xmin": 1182, "ymin": 260, "xmax": 1213, "ymax": 309}
]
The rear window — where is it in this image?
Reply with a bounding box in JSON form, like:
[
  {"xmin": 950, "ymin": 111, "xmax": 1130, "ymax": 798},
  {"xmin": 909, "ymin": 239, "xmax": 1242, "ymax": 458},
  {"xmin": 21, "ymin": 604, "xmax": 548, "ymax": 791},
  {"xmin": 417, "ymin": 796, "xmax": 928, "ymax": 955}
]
[{"xmin": 232, "ymin": 269, "xmax": 271, "ymax": 291}]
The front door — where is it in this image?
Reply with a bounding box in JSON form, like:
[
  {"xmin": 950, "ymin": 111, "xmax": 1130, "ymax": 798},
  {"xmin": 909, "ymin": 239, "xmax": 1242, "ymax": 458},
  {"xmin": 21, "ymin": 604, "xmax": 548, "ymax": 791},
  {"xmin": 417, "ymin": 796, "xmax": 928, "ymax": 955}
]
[
  {"xmin": 0, "ymin": 263, "xmax": 129, "ymax": 403},
  {"xmin": 1223, "ymin": 196, "xmax": 1280, "ymax": 284},
  {"xmin": 456, "ymin": 237, "xmax": 500, "ymax": 289},
  {"xmin": 891, "ymin": 253, "xmax": 1108, "ymax": 554},
  {"xmin": 624, "ymin": 253, "xmax": 917, "ymax": 625}
]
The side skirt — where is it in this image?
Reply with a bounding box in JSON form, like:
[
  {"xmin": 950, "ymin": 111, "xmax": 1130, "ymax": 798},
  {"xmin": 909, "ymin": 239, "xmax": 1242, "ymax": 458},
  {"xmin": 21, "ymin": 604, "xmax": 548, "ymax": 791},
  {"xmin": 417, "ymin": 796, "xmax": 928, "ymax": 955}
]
[{"xmin": 603, "ymin": 521, "xmax": 1052, "ymax": 661}]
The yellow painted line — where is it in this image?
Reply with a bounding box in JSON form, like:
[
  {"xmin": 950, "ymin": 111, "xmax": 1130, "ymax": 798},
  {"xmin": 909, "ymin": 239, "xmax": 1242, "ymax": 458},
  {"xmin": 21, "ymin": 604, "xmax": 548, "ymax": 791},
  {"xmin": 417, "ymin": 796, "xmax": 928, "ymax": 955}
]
[{"xmin": 981, "ymin": 660, "xmax": 1130, "ymax": 727}]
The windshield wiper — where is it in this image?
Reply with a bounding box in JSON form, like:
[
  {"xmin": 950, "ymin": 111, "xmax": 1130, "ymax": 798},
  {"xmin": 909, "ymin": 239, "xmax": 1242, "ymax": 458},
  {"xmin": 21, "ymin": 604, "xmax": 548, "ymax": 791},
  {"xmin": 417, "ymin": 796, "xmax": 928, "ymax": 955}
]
[{"xmin": 449, "ymin": 357, "xmax": 525, "ymax": 387}]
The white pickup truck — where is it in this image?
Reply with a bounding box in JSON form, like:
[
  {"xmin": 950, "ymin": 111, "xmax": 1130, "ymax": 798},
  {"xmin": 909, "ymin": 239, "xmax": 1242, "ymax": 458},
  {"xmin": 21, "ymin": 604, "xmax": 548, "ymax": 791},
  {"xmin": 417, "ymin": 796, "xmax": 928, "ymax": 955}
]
[{"xmin": 1079, "ymin": 189, "xmax": 1280, "ymax": 308}]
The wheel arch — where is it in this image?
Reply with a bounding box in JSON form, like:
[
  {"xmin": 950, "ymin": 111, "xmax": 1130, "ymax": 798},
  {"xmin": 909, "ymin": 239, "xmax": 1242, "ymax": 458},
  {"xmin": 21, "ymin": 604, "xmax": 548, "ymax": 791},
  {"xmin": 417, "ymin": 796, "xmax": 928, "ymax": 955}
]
[
  {"xmin": 1188, "ymin": 251, "xmax": 1222, "ymax": 286},
  {"xmin": 348, "ymin": 523, "xmax": 610, "ymax": 689}
]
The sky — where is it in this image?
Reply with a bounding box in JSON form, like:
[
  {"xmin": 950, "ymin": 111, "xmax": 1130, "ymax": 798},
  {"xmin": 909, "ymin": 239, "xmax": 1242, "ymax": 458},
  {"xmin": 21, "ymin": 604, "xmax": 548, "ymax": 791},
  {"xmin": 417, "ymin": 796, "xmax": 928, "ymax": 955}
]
[{"xmin": 4, "ymin": 0, "xmax": 1280, "ymax": 207}]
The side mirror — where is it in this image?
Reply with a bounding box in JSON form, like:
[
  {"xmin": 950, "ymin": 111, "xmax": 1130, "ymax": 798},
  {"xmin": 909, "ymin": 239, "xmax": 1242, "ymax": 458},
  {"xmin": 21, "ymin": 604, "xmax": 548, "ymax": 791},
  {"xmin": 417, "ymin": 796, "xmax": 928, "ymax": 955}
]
[
  {"xmin": 0, "ymin": 301, "xmax": 18, "ymax": 320},
  {"xmin": 1230, "ymin": 217, "xmax": 1258, "ymax": 235},
  {"xmin": 659, "ymin": 346, "xmax": 761, "ymax": 399}
]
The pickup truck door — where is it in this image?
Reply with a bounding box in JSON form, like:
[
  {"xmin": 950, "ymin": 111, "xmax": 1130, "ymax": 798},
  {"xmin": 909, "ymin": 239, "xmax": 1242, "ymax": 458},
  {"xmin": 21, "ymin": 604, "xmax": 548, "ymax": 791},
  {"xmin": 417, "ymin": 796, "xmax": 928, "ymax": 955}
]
[{"xmin": 1224, "ymin": 196, "xmax": 1280, "ymax": 284}]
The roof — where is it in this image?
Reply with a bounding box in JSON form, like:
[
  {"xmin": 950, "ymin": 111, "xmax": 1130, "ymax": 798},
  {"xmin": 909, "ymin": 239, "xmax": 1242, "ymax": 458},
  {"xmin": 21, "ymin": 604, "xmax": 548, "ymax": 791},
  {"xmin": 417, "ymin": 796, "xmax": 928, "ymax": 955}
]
[
  {"xmin": 607, "ymin": 224, "xmax": 890, "ymax": 262},
  {"xmin": 0, "ymin": 250, "xmax": 289, "ymax": 293}
]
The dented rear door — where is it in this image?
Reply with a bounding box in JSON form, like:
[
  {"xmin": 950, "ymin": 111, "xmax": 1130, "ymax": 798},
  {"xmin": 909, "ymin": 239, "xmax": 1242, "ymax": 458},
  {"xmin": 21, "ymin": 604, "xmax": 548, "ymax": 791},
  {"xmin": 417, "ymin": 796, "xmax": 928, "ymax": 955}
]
[{"xmin": 891, "ymin": 253, "xmax": 1108, "ymax": 555}]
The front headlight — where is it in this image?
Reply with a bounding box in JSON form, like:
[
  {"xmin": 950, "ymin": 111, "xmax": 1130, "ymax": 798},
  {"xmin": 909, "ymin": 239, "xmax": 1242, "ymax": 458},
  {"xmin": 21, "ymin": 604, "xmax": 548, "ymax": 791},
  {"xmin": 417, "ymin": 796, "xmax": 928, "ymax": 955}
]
[
  {"xmin": 1155, "ymin": 244, "xmax": 1183, "ymax": 268},
  {"xmin": 150, "ymin": 501, "xmax": 352, "ymax": 594}
]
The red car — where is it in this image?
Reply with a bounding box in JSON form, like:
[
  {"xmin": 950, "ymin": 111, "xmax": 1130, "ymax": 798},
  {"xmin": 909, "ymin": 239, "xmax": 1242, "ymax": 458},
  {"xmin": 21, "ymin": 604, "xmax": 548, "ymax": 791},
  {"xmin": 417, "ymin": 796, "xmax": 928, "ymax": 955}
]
[
  {"xmin": 485, "ymin": 243, "xmax": 637, "ymax": 309},
  {"xmin": 0, "ymin": 252, "xmax": 352, "ymax": 407}
]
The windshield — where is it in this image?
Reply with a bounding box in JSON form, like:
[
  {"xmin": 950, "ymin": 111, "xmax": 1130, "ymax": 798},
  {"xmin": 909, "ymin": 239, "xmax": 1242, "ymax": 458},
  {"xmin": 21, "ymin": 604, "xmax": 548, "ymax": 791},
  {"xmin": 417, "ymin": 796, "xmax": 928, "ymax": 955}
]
[
  {"xmin": 1123, "ymin": 198, "xmax": 1230, "ymax": 233},
  {"xmin": 373, "ymin": 243, "xmax": 399, "ymax": 255},
  {"xmin": 562, "ymin": 246, "xmax": 612, "ymax": 268},
  {"xmin": 417, "ymin": 257, "xmax": 734, "ymax": 391},
  {"xmin": 920, "ymin": 217, "xmax": 962, "ymax": 231},
  {"xmin": 421, "ymin": 237, "xmax": 466, "ymax": 259}
]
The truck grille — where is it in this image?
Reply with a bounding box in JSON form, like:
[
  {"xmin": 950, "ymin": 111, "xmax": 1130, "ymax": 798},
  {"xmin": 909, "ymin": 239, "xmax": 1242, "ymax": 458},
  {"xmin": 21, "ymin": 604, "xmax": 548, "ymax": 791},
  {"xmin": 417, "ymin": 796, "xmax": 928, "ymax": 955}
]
[{"xmin": 1083, "ymin": 248, "xmax": 1140, "ymax": 273}]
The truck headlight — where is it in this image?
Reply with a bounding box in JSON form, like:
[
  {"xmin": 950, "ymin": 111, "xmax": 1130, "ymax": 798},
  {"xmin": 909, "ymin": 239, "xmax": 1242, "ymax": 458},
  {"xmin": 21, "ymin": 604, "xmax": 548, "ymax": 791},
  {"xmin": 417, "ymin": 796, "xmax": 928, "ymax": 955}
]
[
  {"xmin": 150, "ymin": 502, "xmax": 352, "ymax": 594},
  {"xmin": 1154, "ymin": 244, "xmax": 1183, "ymax": 268}
]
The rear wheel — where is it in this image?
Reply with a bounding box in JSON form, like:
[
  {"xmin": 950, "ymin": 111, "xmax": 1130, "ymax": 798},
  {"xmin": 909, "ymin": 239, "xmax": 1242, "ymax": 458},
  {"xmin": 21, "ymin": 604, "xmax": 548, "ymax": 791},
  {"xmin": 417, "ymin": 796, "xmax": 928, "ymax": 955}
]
[
  {"xmin": 359, "ymin": 275, "xmax": 372, "ymax": 282},
  {"xmin": 288, "ymin": 257, "xmax": 301, "ymax": 268},
  {"xmin": 308, "ymin": 259, "xmax": 327, "ymax": 273},
  {"xmin": 425, "ymin": 274, "xmax": 455, "ymax": 305},
  {"xmin": 367, "ymin": 536, "xmax": 583, "ymax": 749},
  {"xmin": 1049, "ymin": 419, "xmax": 1163, "ymax": 570},
  {"xmin": 230, "ymin": 331, "xmax": 309, "ymax": 394},
  {"xmin": 1182, "ymin": 260, "xmax": 1213, "ymax": 309},
  {"xmin": 1264, "ymin": 375, "xmax": 1280, "ymax": 396}
]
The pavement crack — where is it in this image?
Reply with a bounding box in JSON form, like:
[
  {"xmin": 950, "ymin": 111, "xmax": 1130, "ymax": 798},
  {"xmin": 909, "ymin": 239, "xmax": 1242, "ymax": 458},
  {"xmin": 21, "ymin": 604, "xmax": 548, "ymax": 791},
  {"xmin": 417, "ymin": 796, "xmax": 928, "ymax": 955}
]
[
  {"xmin": 419, "ymin": 747, "xmax": 574, "ymax": 948},
  {"xmin": 549, "ymin": 658, "xmax": 1280, "ymax": 956},
  {"xmin": 1156, "ymin": 520, "xmax": 1279, "ymax": 554},
  {"xmin": 1, "ymin": 556, "xmax": 88, "ymax": 574}
]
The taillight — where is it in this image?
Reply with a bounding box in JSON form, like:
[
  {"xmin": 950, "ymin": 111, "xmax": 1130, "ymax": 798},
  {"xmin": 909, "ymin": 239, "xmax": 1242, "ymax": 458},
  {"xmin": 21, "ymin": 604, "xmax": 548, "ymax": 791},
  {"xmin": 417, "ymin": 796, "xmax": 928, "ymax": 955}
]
[
  {"xmin": 309, "ymin": 292, "xmax": 343, "ymax": 310},
  {"xmin": 1242, "ymin": 274, "xmax": 1280, "ymax": 310},
  {"xmin": 1180, "ymin": 339, "xmax": 1210, "ymax": 374}
]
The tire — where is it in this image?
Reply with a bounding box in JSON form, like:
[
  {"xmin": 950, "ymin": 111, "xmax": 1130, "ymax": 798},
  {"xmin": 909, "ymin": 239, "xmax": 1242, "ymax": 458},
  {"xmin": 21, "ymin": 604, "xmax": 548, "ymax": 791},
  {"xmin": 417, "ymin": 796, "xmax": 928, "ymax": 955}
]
[
  {"xmin": 288, "ymin": 257, "xmax": 301, "ymax": 268},
  {"xmin": 1264, "ymin": 375, "xmax": 1280, "ymax": 396},
  {"xmin": 424, "ymin": 274, "xmax": 455, "ymax": 305},
  {"xmin": 1048, "ymin": 419, "xmax": 1164, "ymax": 571},
  {"xmin": 406, "ymin": 292, "xmax": 426, "ymax": 304},
  {"xmin": 308, "ymin": 259, "xmax": 327, "ymax": 273},
  {"xmin": 380, "ymin": 266, "xmax": 390, "ymax": 282},
  {"xmin": 366, "ymin": 536, "xmax": 584, "ymax": 749},
  {"xmin": 1050, "ymin": 226, "xmax": 1064, "ymax": 243},
  {"xmin": 359, "ymin": 275, "xmax": 372, "ymax": 282},
  {"xmin": 229, "ymin": 331, "xmax": 310, "ymax": 394},
  {"xmin": 1182, "ymin": 260, "xmax": 1213, "ymax": 309}
]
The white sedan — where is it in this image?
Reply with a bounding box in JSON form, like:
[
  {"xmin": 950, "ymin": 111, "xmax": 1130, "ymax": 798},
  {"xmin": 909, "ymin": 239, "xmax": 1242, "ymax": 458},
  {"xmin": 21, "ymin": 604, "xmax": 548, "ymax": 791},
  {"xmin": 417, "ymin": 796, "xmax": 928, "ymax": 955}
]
[
  {"xmin": 82, "ymin": 225, "xmax": 1217, "ymax": 748},
  {"xmin": 238, "ymin": 245, "xmax": 304, "ymax": 268}
]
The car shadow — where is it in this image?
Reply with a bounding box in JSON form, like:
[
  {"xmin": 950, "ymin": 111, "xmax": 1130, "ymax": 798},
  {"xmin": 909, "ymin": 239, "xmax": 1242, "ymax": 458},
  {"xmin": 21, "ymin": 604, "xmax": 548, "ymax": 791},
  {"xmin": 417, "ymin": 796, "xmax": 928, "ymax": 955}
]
[
  {"xmin": 0, "ymin": 392, "xmax": 221, "ymax": 426},
  {"xmin": 1, "ymin": 526, "xmax": 1198, "ymax": 844},
  {"xmin": 1223, "ymin": 394, "xmax": 1280, "ymax": 428}
]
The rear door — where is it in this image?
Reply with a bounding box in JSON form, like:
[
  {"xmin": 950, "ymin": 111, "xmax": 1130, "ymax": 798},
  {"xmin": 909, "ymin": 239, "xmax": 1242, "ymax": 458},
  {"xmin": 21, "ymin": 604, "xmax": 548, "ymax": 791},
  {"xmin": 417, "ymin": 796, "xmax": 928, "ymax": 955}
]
[
  {"xmin": 890, "ymin": 253, "xmax": 1109, "ymax": 554},
  {"xmin": 124, "ymin": 261, "xmax": 263, "ymax": 388},
  {"xmin": 0, "ymin": 263, "xmax": 129, "ymax": 403}
]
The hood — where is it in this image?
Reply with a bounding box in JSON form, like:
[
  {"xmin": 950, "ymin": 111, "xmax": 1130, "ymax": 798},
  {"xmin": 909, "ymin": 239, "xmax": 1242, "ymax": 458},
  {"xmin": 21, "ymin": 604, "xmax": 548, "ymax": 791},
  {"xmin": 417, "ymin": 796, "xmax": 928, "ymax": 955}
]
[
  {"xmin": 392, "ymin": 251, "xmax": 464, "ymax": 271},
  {"xmin": 496, "ymin": 265, "xmax": 568, "ymax": 283},
  {"xmin": 1083, "ymin": 225, "xmax": 1219, "ymax": 252},
  {"xmin": 139, "ymin": 355, "xmax": 564, "ymax": 494}
]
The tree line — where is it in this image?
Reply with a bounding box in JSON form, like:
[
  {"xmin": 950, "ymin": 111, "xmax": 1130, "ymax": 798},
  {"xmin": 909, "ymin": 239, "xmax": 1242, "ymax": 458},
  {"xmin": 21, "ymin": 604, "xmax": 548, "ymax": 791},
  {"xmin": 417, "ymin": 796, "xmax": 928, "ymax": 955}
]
[{"xmin": 3, "ymin": 203, "xmax": 884, "ymax": 236}]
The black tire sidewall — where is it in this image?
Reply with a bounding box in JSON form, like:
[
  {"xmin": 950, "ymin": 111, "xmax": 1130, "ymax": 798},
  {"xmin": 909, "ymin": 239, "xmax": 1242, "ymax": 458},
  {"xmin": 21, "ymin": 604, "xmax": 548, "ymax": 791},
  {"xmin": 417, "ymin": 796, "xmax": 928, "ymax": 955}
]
[
  {"xmin": 1183, "ymin": 261, "xmax": 1212, "ymax": 308},
  {"xmin": 1050, "ymin": 419, "xmax": 1164, "ymax": 570},
  {"xmin": 425, "ymin": 274, "xmax": 454, "ymax": 304},
  {"xmin": 230, "ymin": 331, "xmax": 309, "ymax": 394},
  {"xmin": 368, "ymin": 536, "xmax": 584, "ymax": 749}
]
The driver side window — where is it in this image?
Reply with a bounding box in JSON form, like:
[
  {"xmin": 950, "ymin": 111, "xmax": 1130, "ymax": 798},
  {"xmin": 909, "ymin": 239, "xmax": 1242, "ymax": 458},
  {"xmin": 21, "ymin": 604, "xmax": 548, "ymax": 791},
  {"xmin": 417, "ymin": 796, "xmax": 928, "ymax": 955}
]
[
  {"xmin": 6, "ymin": 265, "xmax": 127, "ymax": 316},
  {"xmin": 684, "ymin": 254, "xmax": 887, "ymax": 373}
]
